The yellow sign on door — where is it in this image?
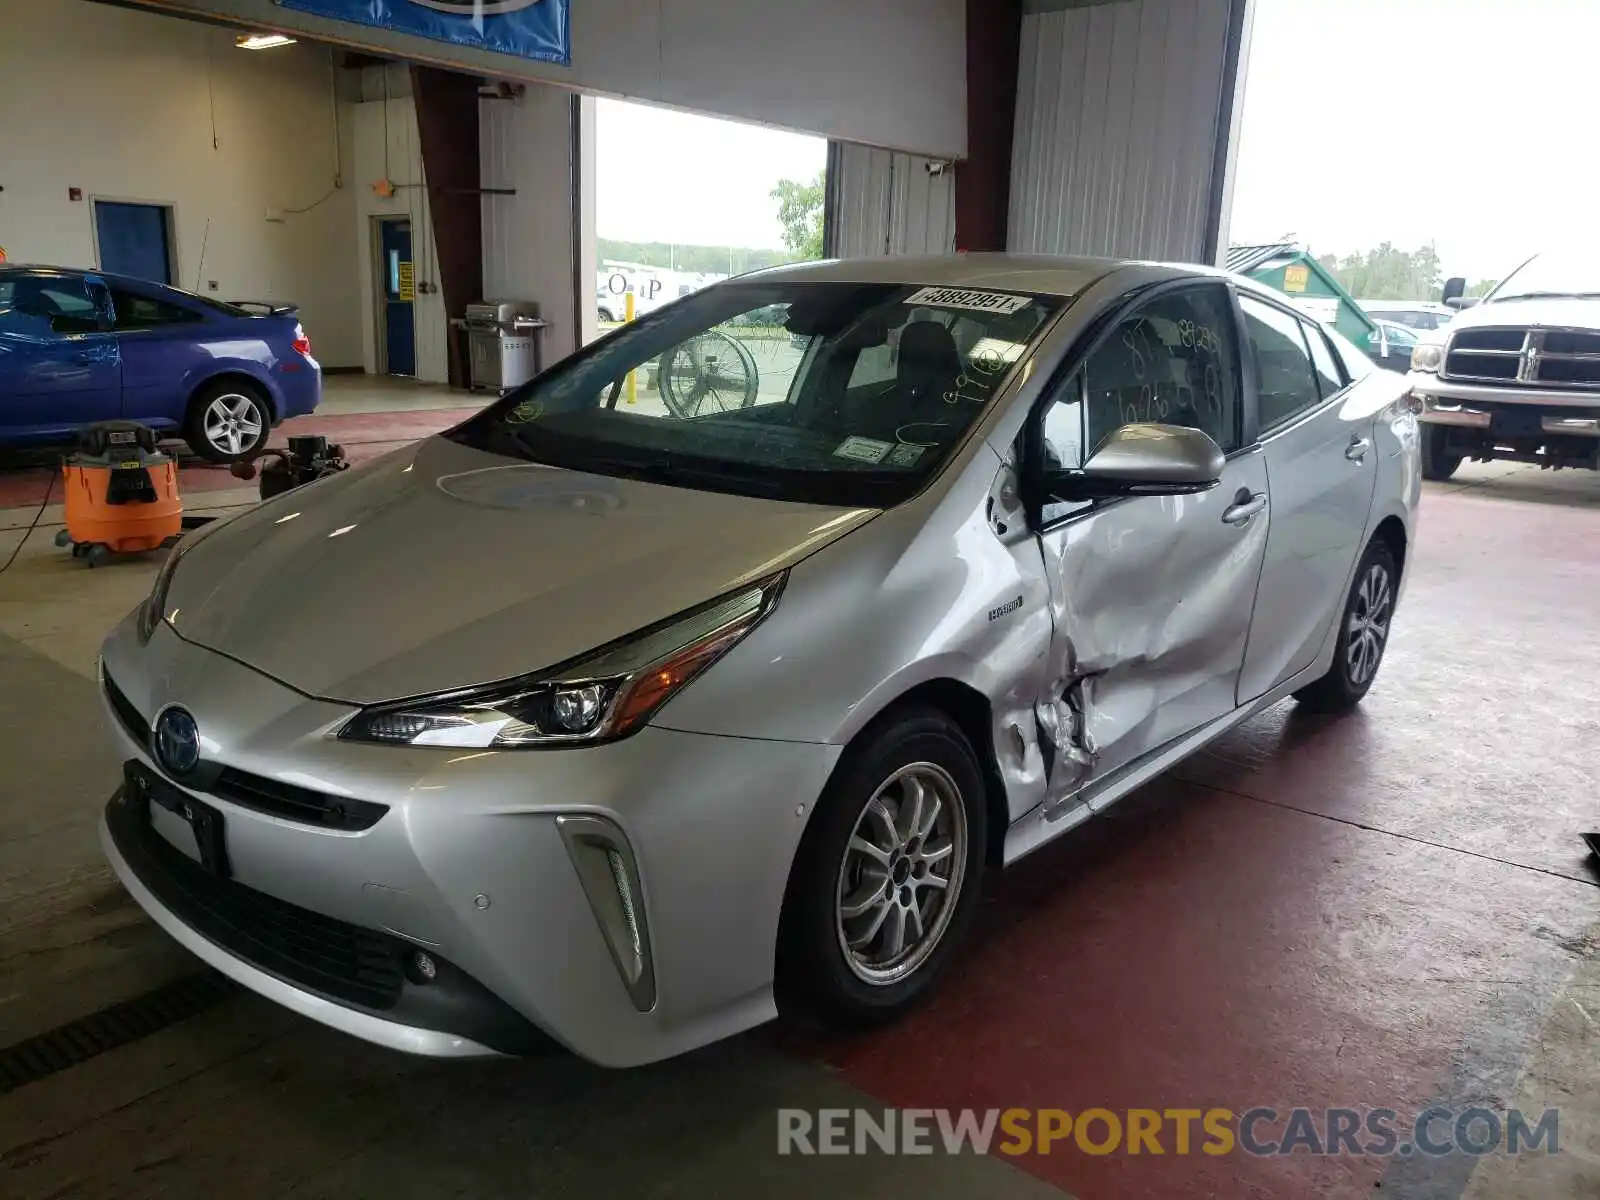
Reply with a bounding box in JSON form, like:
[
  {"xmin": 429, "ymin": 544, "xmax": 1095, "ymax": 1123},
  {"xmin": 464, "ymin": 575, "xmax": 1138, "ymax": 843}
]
[
  {"xmin": 397, "ymin": 261, "xmax": 415, "ymax": 301},
  {"xmin": 1283, "ymin": 264, "xmax": 1310, "ymax": 293}
]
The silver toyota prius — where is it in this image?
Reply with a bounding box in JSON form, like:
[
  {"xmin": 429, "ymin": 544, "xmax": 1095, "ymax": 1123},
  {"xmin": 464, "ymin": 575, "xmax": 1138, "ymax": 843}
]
[{"xmin": 99, "ymin": 255, "xmax": 1420, "ymax": 1066}]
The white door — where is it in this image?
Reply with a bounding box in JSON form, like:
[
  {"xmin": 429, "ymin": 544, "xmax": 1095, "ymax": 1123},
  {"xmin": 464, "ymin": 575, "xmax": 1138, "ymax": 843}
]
[{"xmin": 1236, "ymin": 297, "xmax": 1379, "ymax": 701}]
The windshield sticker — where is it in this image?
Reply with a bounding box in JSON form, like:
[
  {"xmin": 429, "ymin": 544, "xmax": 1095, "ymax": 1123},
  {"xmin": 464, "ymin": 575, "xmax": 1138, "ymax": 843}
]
[
  {"xmin": 833, "ymin": 436, "xmax": 894, "ymax": 465},
  {"xmin": 905, "ymin": 286, "xmax": 1034, "ymax": 316},
  {"xmin": 886, "ymin": 443, "xmax": 926, "ymax": 468}
]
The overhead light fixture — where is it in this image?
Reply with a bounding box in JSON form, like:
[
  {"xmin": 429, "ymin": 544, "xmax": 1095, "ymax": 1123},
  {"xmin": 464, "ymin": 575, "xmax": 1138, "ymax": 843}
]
[{"xmin": 236, "ymin": 32, "xmax": 297, "ymax": 50}]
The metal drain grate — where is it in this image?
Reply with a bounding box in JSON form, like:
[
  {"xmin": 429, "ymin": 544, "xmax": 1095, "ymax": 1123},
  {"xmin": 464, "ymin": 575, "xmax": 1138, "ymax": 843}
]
[{"xmin": 0, "ymin": 972, "xmax": 239, "ymax": 1094}]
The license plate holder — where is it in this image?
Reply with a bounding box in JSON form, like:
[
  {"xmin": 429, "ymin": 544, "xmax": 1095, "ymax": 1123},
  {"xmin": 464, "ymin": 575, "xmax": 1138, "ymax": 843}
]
[
  {"xmin": 1490, "ymin": 408, "xmax": 1543, "ymax": 439},
  {"xmin": 125, "ymin": 761, "xmax": 231, "ymax": 877}
]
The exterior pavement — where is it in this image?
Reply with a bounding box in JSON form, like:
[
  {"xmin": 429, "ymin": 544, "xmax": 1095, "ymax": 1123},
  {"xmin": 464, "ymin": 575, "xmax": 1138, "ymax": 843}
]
[{"xmin": 0, "ymin": 452, "xmax": 1595, "ymax": 1199}]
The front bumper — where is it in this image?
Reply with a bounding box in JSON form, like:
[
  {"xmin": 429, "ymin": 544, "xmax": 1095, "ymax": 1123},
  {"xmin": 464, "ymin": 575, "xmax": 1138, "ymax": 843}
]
[
  {"xmin": 1409, "ymin": 375, "xmax": 1600, "ymax": 435},
  {"xmin": 99, "ymin": 614, "xmax": 839, "ymax": 1066}
]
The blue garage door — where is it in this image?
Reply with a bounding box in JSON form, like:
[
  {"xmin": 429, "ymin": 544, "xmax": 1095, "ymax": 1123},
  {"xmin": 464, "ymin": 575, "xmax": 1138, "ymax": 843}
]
[{"xmin": 95, "ymin": 202, "xmax": 173, "ymax": 284}]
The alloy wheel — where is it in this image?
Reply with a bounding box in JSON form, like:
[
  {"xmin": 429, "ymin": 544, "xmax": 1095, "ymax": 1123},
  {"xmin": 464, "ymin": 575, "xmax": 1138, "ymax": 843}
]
[
  {"xmin": 835, "ymin": 762, "xmax": 968, "ymax": 986},
  {"xmin": 1346, "ymin": 561, "xmax": 1393, "ymax": 685},
  {"xmin": 203, "ymin": 394, "xmax": 265, "ymax": 457}
]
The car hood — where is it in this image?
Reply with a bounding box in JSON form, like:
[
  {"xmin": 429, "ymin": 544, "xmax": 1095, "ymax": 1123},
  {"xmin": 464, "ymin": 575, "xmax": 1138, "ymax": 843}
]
[
  {"xmin": 165, "ymin": 436, "xmax": 877, "ymax": 704},
  {"xmin": 1446, "ymin": 296, "xmax": 1600, "ymax": 334}
]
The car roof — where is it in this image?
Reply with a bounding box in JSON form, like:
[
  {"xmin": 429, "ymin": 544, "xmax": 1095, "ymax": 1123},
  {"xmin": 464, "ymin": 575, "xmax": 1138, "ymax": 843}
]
[
  {"xmin": 735, "ymin": 253, "xmax": 1218, "ymax": 299},
  {"xmin": 0, "ymin": 263, "xmax": 197, "ymax": 299}
]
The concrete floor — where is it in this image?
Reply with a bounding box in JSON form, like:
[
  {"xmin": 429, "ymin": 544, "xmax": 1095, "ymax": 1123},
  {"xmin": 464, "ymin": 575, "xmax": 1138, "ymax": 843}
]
[
  {"xmin": 316, "ymin": 372, "xmax": 485, "ymax": 417},
  {"xmin": 0, "ymin": 457, "xmax": 1596, "ymax": 1199}
]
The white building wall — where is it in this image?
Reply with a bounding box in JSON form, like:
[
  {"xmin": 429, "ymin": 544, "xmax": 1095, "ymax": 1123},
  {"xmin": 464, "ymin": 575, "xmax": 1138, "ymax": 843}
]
[
  {"xmin": 0, "ymin": 0, "xmax": 363, "ymax": 367},
  {"xmin": 1008, "ymin": 0, "xmax": 1248, "ymax": 264},
  {"xmin": 481, "ymin": 86, "xmax": 591, "ymax": 363},
  {"xmin": 122, "ymin": 0, "xmax": 970, "ymax": 159},
  {"xmin": 829, "ymin": 144, "xmax": 957, "ymax": 259},
  {"xmin": 349, "ymin": 97, "xmax": 450, "ymax": 383}
]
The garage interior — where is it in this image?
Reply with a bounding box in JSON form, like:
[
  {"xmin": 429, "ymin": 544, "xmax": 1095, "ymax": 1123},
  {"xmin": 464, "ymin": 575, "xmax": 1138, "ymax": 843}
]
[{"xmin": 1, "ymin": 0, "xmax": 1596, "ymax": 1197}]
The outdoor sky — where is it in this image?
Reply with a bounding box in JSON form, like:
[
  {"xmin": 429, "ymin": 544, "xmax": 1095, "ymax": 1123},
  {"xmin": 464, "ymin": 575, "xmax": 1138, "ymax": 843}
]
[
  {"xmin": 597, "ymin": 0, "xmax": 1596, "ymax": 277},
  {"xmin": 1231, "ymin": 0, "xmax": 1600, "ymax": 280},
  {"xmin": 594, "ymin": 97, "xmax": 826, "ymax": 253}
]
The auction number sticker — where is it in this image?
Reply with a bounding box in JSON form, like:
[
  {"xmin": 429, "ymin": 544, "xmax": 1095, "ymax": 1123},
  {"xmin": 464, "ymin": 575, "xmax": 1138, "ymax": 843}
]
[
  {"xmin": 904, "ymin": 286, "xmax": 1033, "ymax": 316},
  {"xmin": 833, "ymin": 436, "xmax": 894, "ymax": 464}
]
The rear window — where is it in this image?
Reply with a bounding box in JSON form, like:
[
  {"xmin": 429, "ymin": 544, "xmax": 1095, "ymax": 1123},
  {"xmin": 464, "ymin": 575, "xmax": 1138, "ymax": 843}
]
[
  {"xmin": 189, "ymin": 294, "xmax": 251, "ymax": 318},
  {"xmin": 449, "ymin": 281, "xmax": 1068, "ymax": 507}
]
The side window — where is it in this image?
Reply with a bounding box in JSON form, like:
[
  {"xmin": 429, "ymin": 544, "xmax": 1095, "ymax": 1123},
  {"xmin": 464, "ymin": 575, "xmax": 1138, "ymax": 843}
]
[
  {"xmin": 1083, "ymin": 283, "xmax": 1242, "ymax": 455},
  {"xmin": 1326, "ymin": 327, "xmax": 1377, "ymax": 382},
  {"xmin": 110, "ymin": 287, "xmax": 199, "ymax": 331},
  {"xmin": 1303, "ymin": 323, "xmax": 1346, "ymax": 398},
  {"xmin": 1240, "ymin": 296, "xmax": 1323, "ymax": 431},
  {"xmin": 0, "ymin": 276, "xmax": 97, "ymax": 336}
]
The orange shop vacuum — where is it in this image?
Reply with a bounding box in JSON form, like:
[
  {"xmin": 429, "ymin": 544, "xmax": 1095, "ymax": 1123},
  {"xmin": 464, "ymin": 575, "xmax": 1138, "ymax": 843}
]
[{"xmin": 54, "ymin": 421, "xmax": 184, "ymax": 566}]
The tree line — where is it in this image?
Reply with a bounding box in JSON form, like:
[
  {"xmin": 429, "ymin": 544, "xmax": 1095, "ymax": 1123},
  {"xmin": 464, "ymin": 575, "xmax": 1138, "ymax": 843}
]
[
  {"xmin": 1314, "ymin": 242, "xmax": 1498, "ymax": 300},
  {"xmin": 597, "ymin": 171, "xmax": 828, "ymax": 278}
]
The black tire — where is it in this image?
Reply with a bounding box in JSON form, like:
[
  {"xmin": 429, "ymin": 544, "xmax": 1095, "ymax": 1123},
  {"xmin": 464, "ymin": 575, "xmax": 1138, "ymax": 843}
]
[
  {"xmin": 1421, "ymin": 423, "xmax": 1461, "ymax": 482},
  {"xmin": 776, "ymin": 706, "xmax": 988, "ymax": 1029},
  {"xmin": 184, "ymin": 379, "xmax": 271, "ymax": 464},
  {"xmin": 1294, "ymin": 539, "xmax": 1399, "ymax": 713}
]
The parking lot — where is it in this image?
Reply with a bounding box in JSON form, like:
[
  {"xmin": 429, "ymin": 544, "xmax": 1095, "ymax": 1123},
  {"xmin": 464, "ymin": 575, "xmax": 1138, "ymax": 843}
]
[{"xmin": 3, "ymin": 459, "xmax": 1595, "ymax": 1199}]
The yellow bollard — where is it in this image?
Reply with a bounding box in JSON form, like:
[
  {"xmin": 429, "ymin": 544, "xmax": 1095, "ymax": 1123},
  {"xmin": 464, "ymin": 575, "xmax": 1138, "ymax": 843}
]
[{"xmin": 625, "ymin": 291, "xmax": 637, "ymax": 405}]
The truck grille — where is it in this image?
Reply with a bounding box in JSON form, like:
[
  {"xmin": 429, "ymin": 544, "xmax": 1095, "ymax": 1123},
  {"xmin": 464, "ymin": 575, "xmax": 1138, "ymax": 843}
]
[{"xmin": 1444, "ymin": 327, "xmax": 1600, "ymax": 388}]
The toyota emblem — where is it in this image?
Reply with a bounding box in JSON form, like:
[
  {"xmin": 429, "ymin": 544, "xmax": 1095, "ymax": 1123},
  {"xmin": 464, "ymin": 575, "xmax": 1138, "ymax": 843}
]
[{"xmin": 154, "ymin": 706, "xmax": 201, "ymax": 776}]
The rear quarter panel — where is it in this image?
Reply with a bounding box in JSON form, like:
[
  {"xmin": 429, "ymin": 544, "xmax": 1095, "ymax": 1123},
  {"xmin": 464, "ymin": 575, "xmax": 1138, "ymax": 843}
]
[{"xmin": 119, "ymin": 315, "xmax": 304, "ymax": 427}]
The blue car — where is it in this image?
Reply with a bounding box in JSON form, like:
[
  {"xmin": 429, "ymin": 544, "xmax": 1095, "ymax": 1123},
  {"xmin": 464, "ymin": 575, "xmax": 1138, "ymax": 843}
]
[{"xmin": 0, "ymin": 265, "xmax": 321, "ymax": 462}]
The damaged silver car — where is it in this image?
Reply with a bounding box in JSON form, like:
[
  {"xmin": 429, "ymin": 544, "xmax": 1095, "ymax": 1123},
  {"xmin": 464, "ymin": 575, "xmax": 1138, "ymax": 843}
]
[{"xmin": 99, "ymin": 255, "xmax": 1420, "ymax": 1066}]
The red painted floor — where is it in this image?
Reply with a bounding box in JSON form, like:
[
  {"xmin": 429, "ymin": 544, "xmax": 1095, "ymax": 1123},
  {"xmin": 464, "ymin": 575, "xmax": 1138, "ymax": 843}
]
[
  {"xmin": 0, "ymin": 408, "xmax": 464, "ymax": 511},
  {"xmin": 776, "ymin": 472, "xmax": 1600, "ymax": 1199}
]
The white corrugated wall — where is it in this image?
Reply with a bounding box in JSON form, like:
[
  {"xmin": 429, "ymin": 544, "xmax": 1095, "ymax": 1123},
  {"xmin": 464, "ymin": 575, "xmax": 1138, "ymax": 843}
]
[
  {"xmin": 828, "ymin": 143, "xmax": 957, "ymax": 258},
  {"xmin": 1008, "ymin": 0, "xmax": 1246, "ymax": 263},
  {"xmin": 480, "ymin": 86, "xmax": 584, "ymax": 362}
]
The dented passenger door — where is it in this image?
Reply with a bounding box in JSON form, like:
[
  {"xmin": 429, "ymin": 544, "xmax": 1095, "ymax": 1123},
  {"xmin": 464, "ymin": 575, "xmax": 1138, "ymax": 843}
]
[{"xmin": 1028, "ymin": 283, "xmax": 1273, "ymax": 816}]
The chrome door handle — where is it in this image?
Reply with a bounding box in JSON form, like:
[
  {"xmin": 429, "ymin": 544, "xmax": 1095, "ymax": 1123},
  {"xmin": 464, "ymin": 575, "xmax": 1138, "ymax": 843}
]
[
  {"xmin": 1221, "ymin": 493, "xmax": 1267, "ymax": 526},
  {"xmin": 1346, "ymin": 436, "xmax": 1371, "ymax": 463}
]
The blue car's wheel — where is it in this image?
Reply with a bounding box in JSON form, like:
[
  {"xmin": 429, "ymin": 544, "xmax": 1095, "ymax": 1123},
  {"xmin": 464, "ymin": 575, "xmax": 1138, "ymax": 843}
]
[{"xmin": 185, "ymin": 380, "xmax": 270, "ymax": 463}]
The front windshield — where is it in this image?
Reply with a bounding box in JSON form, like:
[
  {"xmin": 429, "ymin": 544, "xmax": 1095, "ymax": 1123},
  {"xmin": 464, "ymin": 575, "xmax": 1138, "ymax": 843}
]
[
  {"xmin": 448, "ymin": 281, "xmax": 1066, "ymax": 507},
  {"xmin": 1488, "ymin": 253, "xmax": 1600, "ymax": 302}
]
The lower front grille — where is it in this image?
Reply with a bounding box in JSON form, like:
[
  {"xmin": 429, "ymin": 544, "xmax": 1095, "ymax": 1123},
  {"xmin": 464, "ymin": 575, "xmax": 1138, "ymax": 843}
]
[
  {"xmin": 108, "ymin": 786, "xmax": 405, "ymax": 1010},
  {"xmin": 105, "ymin": 782, "xmax": 558, "ymax": 1055}
]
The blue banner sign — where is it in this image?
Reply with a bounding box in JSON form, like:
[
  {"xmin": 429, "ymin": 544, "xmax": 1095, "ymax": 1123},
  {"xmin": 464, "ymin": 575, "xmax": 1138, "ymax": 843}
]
[{"xmin": 277, "ymin": 0, "xmax": 570, "ymax": 65}]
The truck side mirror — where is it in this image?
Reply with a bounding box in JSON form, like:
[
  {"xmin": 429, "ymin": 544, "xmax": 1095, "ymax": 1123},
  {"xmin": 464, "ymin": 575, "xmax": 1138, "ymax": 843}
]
[{"xmin": 1441, "ymin": 276, "xmax": 1467, "ymax": 306}]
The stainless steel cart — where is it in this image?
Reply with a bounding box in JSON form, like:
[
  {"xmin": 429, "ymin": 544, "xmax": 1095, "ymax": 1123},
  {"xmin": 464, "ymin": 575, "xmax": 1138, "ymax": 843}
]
[{"xmin": 464, "ymin": 301, "xmax": 548, "ymax": 393}]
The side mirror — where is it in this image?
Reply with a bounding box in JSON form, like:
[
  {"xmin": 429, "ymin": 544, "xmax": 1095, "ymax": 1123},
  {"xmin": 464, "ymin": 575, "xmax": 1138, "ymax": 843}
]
[
  {"xmin": 1048, "ymin": 424, "xmax": 1224, "ymax": 501},
  {"xmin": 1441, "ymin": 276, "xmax": 1467, "ymax": 306}
]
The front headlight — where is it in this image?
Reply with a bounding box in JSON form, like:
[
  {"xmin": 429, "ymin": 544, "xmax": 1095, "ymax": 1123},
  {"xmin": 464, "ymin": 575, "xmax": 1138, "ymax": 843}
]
[
  {"xmin": 338, "ymin": 572, "xmax": 785, "ymax": 749},
  {"xmin": 1410, "ymin": 342, "xmax": 1446, "ymax": 373}
]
